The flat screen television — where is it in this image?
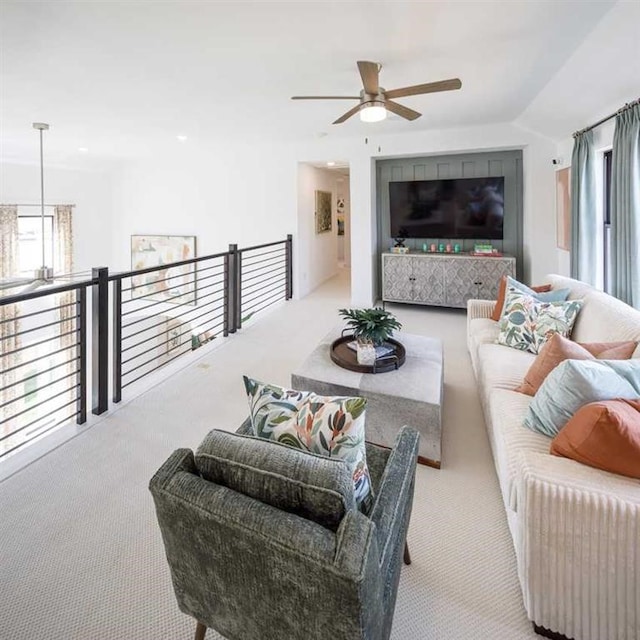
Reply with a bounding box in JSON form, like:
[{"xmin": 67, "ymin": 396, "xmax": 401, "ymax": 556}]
[{"xmin": 389, "ymin": 177, "xmax": 505, "ymax": 240}]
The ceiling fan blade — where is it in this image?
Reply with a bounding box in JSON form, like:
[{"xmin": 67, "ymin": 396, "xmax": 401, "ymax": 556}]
[
  {"xmin": 291, "ymin": 96, "xmax": 360, "ymax": 100},
  {"xmin": 385, "ymin": 78, "xmax": 462, "ymax": 100},
  {"xmin": 332, "ymin": 104, "xmax": 362, "ymax": 125},
  {"xmin": 357, "ymin": 61, "xmax": 380, "ymax": 95},
  {"xmin": 385, "ymin": 100, "xmax": 421, "ymax": 121}
]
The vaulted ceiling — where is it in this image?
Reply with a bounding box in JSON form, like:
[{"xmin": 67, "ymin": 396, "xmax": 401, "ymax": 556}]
[{"xmin": 0, "ymin": 1, "xmax": 616, "ymax": 166}]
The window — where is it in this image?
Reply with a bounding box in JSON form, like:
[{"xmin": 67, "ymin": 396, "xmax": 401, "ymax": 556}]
[
  {"xmin": 17, "ymin": 206, "xmax": 54, "ymax": 275},
  {"xmin": 603, "ymin": 150, "xmax": 612, "ymax": 293}
]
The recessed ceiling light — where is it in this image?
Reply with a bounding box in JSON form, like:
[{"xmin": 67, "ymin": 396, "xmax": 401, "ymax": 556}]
[
  {"xmin": 78, "ymin": 147, "xmax": 88, "ymax": 152},
  {"xmin": 327, "ymin": 161, "xmax": 336, "ymax": 167},
  {"xmin": 176, "ymin": 135, "xmax": 188, "ymax": 142}
]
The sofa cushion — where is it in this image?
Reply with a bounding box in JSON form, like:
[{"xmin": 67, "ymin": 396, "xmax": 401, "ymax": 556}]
[
  {"xmin": 491, "ymin": 276, "xmax": 555, "ymax": 321},
  {"xmin": 550, "ymin": 399, "xmax": 640, "ymax": 479},
  {"xmin": 243, "ymin": 376, "xmax": 373, "ymax": 509},
  {"xmin": 516, "ymin": 334, "xmax": 638, "ymax": 396},
  {"xmin": 477, "ymin": 342, "xmax": 536, "ymax": 392},
  {"xmin": 524, "ymin": 359, "xmax": 640, "ymax": 437},
  {"xmin": 497, "ymin": 288, "xmax": 583, "ymax": 354},
  {"xmin": 195, "ymin": 429, "xmax": 356, "ymax": 531}
]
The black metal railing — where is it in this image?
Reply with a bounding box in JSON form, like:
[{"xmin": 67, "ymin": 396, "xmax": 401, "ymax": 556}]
[
  {"xmin": 0, "ymin": 234, "xmax": 293, "ymax": 461},
  {"xmin": 0, "ymin": 279, "xmax": 91, "ymax": 460}
]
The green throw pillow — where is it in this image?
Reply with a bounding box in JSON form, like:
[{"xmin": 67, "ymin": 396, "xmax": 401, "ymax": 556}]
[
  {"xmin": 243, "ymin": 375, "xmax": 373, "ymax": 510},
  {"xmin": 497, "ymin": 287, "xmax": 583, "ymax": 354}
]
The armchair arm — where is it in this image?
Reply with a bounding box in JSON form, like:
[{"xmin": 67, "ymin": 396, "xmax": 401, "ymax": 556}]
[{"xmin": 368, "ymin": 426, "xmax": 419, "ymax": 570}]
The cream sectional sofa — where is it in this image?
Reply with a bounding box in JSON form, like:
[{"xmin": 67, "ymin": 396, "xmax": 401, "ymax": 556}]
[{"xmin": 467, "ymin": 274, "xmax": 640, "ymax": 640}]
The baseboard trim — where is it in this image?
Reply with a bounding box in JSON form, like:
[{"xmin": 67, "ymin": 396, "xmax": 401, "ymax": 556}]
[{"xmin": 533, "ymin": 623, "xmax": 574, "ymax": 640}]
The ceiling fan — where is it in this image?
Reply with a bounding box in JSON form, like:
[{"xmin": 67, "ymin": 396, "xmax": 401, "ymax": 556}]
[
  {"xmin": 0, "ymin": 123, "xmax": 57, "ymax": 294},
  {"xmin": 291, "ymin": 60, "xmax": 462, "ymax": 124}
]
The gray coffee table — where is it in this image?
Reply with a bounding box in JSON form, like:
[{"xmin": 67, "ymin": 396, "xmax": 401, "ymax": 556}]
[{"xmin": 291, "ymin": 330, "xmax": 444, "ymax": 468}]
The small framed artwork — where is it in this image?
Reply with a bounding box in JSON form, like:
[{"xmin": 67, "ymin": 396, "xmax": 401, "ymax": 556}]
[
  {"xmin": 315, "ymin": 190, "xmax": 332, "ymax": 234},
  {"xmin": 337, "ymin": 214, "xmax": 345, "ymax": 236},
  {"xmin": 556, "ymin": 168, "xmax": 571, "ymax": 251},
  {"xmin": 131, "ymin": 235, "xmax": 197, "ymax": 305}
]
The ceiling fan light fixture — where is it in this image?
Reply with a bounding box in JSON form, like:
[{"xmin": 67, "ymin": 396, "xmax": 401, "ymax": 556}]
[{"xmin": 359, "ymin": 103, "xmax": 387, "ymax": 123}]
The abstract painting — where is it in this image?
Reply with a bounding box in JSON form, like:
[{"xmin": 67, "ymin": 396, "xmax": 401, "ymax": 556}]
[
  {"xmin": 315, "ymin": 190, "xmax": 332, "ymax": 234},
  {"xmin": 131, "ymin": 235, "xmax": 197, "ymax": 304}
]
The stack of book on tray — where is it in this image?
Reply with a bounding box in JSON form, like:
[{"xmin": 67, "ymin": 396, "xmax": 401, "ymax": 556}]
[{"xmin": 346, "ymin": 341, "xmax": 395, "ymax": 359}]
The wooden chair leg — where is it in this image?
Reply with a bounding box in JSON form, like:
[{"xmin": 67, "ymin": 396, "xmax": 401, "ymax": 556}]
[
  {"xmin": 403, "ymin": 541, "xmax": 412, "ymax": 565},
  {"xmin": 194, "ymin": 621, "xmax": 207, "ymax": 640}
]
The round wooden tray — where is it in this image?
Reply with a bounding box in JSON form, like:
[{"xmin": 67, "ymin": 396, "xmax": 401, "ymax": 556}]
[{"xmin": 330, "ymin": 335, "xmax": 406, "ymax": 374}]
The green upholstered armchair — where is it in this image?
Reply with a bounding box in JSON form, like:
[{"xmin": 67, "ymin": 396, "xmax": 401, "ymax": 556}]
[{"xmin": 149, "ymin": 421, "xmax": 419, "ymax": 640}]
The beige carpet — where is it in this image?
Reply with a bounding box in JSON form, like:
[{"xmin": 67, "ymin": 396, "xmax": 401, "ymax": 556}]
[{"xmin": 0, "ymin": 270, "xmax": 538, "ymax": 639}]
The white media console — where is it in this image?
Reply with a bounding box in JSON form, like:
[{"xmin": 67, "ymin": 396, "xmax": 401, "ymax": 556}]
[{"xmin": 381, "ymin": 252, "xmax": 516, "ymax": 309}]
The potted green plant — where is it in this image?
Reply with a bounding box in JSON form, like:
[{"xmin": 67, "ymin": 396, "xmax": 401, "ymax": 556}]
[{"xmin": 338, "ymin": 307, "xmax": 402, "ymax": 365}]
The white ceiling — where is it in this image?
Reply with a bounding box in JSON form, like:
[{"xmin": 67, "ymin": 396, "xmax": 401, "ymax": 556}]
[{"xmin": 0, "ymin": 1, "xmax": 615, "ymax": 167}]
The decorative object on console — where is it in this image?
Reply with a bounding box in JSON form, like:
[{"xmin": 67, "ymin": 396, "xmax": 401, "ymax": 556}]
[
  {"xmin": 391, "ymin": 236, "xmax": 409, "ymax": 253},
  {"xmin": 242, "ymin": 375, "xmax": 373, "ymax": 509},
  {"xmin": 314, "ymin": 190, "xmax": 332, "ymax": 234},
  {"xmin": 131, "ymin": 235, "xmax": 197, "ymax": 305},
  {"xmin": 524, "ymin": 359, "xmax": 640, "ymax": 437},
  {"xmin": 550, "ymin": 399, "xmax": 640, "ymax": 479},
  {"xmin": 516, "ymin": 333, "xmax": 638, "ymax": 396},
  {"xmin": 338, "ymin": 307, "xmax": 402, "ymax": 366},
  {"xmin": 473, "ymin": 243, "xmax": 494, "ymax": 254},
  {"xmin": 491, "ymin": 275, "xmax": 562, "ymax": 321},
  {"xmin": 496, "ymin": 287, "xmax": 582, "ymax": 354}
]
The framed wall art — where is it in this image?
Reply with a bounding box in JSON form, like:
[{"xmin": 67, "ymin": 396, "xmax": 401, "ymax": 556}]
[
  {"xmin": 555, "ymin": 168, "xmax": 571, "ymax": 251},
  {"xmin": 131, "ymin": 234, "xmax": 197, "ymax": 305},
  {"xmin": 315, "ymin": 190, "xmax": 332, "ymax": 234}
]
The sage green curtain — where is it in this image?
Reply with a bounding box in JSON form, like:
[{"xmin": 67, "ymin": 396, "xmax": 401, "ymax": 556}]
[
  {"xmin": 610, "ymin": 103, "xmax": 640, "ymax": 307},
  {"xmin": 570, "ymin": 130, "xmax": 598, "ymax": 285}
]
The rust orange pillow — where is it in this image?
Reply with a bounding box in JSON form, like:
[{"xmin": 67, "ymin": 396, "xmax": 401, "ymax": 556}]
[
  {"xmin": 491, "ymin": 276, "xmax": 552, "ymax": 322},
  {"xmin": 516, "ymin": 334, "xmax": 637, "ymax": 396},
  {"xmin": 550, "ymin": 399, "xmax": 640, "ymax": 479}
]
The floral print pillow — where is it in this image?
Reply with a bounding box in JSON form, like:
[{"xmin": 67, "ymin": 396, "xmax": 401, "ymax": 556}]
[
  {"xmin": 497, "ymin": 288, "xmax": 583, "ymax": 354},
  {"xmin": 243, "ymin": 376, "xmax": 373, "ymax": 510}
]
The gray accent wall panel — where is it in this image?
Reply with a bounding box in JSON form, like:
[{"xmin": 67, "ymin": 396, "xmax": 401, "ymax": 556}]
[{"xmin": 376, "ymin": 150, "xmax": 524, "ymax": 295}]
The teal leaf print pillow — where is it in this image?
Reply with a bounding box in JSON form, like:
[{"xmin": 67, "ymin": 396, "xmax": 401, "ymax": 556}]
[
  {"xmin": 497, "ymin": 288, "xmax": 583, "ymax": 354},
  {"xmin": 243, "ymin": 376, "xmax": 373, "ymax": 510}
]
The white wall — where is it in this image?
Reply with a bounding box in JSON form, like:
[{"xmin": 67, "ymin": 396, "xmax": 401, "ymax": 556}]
[
  {"xmin": 336, "ymin": 175, "xmax": 351, "ymax": 267},
  {"xmin": 0, "ymin": 162, "xmax": 115, "ymax": 273},
  {"xmin": 296, "ymin": 164, "xmax": 340, "ymax": 297}
]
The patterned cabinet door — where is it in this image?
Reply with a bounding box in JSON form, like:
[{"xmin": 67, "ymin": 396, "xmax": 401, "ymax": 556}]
[
  {"xmin": 443, "ymin": 258, "xmax": 482, "ymax": 308},
  {"xmin": 474, "ymin": 258, "xmax": 516, "ymax": 300},
  {"xmin": 412, "ymin": 256, "xmax": 446, "ymax": 305},
  {"xmin": 382, "ymin": 255, "xmax": 413, "ymax": 302}
]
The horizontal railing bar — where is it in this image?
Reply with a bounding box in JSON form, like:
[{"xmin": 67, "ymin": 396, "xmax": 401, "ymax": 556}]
[
  {"xmin": 121, "ymin": 270, "xmax": 224, "ymax": 302},
  {"xmin": 193, "ymin": 320, "xmax": 225, "ymax": 341},
  {"xmin": 0, "ymin": 314, "xmax": 80, "ymax": 342},
  {"xmin": 120, "ymin": 297, "xmax": 198, "ymax": 330},
  {"xmin": 122, "ymin": 338, "xmax": 192, "ymax": 379},
  {"xmin": 122, "ymin": 348, "xmax": 191, "ymax": 389},
  {"xmin": 0, "ymin": 410, "xmax": 78, "ymax": 459},
  {"xmin": 242, "ymin": 293, "xmax": 284, "ymax": 318},
  {"xmin": 241, "ymin": 266, "xmax": 286, "ymax": 288},
  {"xmin": 241, "ymin": 257, "xmax": 286, "ymax": 276},
  {"xmin": 0, "ymin": 301, "xmax": 76, "ymax": 325},
  {"xmin": 0, "ymin": 383, "xmax": 80, "ymax": 427},
  {"xmin": 0, "ymin": 356, "xmax": 78, "ymax": 394},
  {"xmin": 0, "ymin": 279, "xmax": 95, "ymax": 305},
  {"xmin": 238, "ymin": 240, "xmax": 286, "ymax": 254},
  {"xmin": 119, "ymin": 262, "xmax": 225, "ymax": 295},
  {"xmin": 121, "ymin": 279, "xmax": 223, "ymax": 317},
  {"xmin": 121, "ymin": 298, "xmax": 225, "ymax": 353},
  {"xmin": 241, "ymin": 247, "xmax": 286, "ymax": 263},
  {"xmin": 0, "ymin": 329, "xmax": 78, "ymax": 359},
  {"xmin": 0, "ymin": 344, "xmax": 77, "ymax": 376},
  {"xmin": 0, "ymin": 398, "xmax": 78, "ymax": 445},
  {"xmin": 0, "ymin": 369, "xmax": 79, "ymax": 409},
  {"xmin": 242, "ymin": 278, "xmax": 286, "ymax": 306},
  {"xmin": 110, "ymin": 250, "xmax": 229, "ymax": 280}
]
